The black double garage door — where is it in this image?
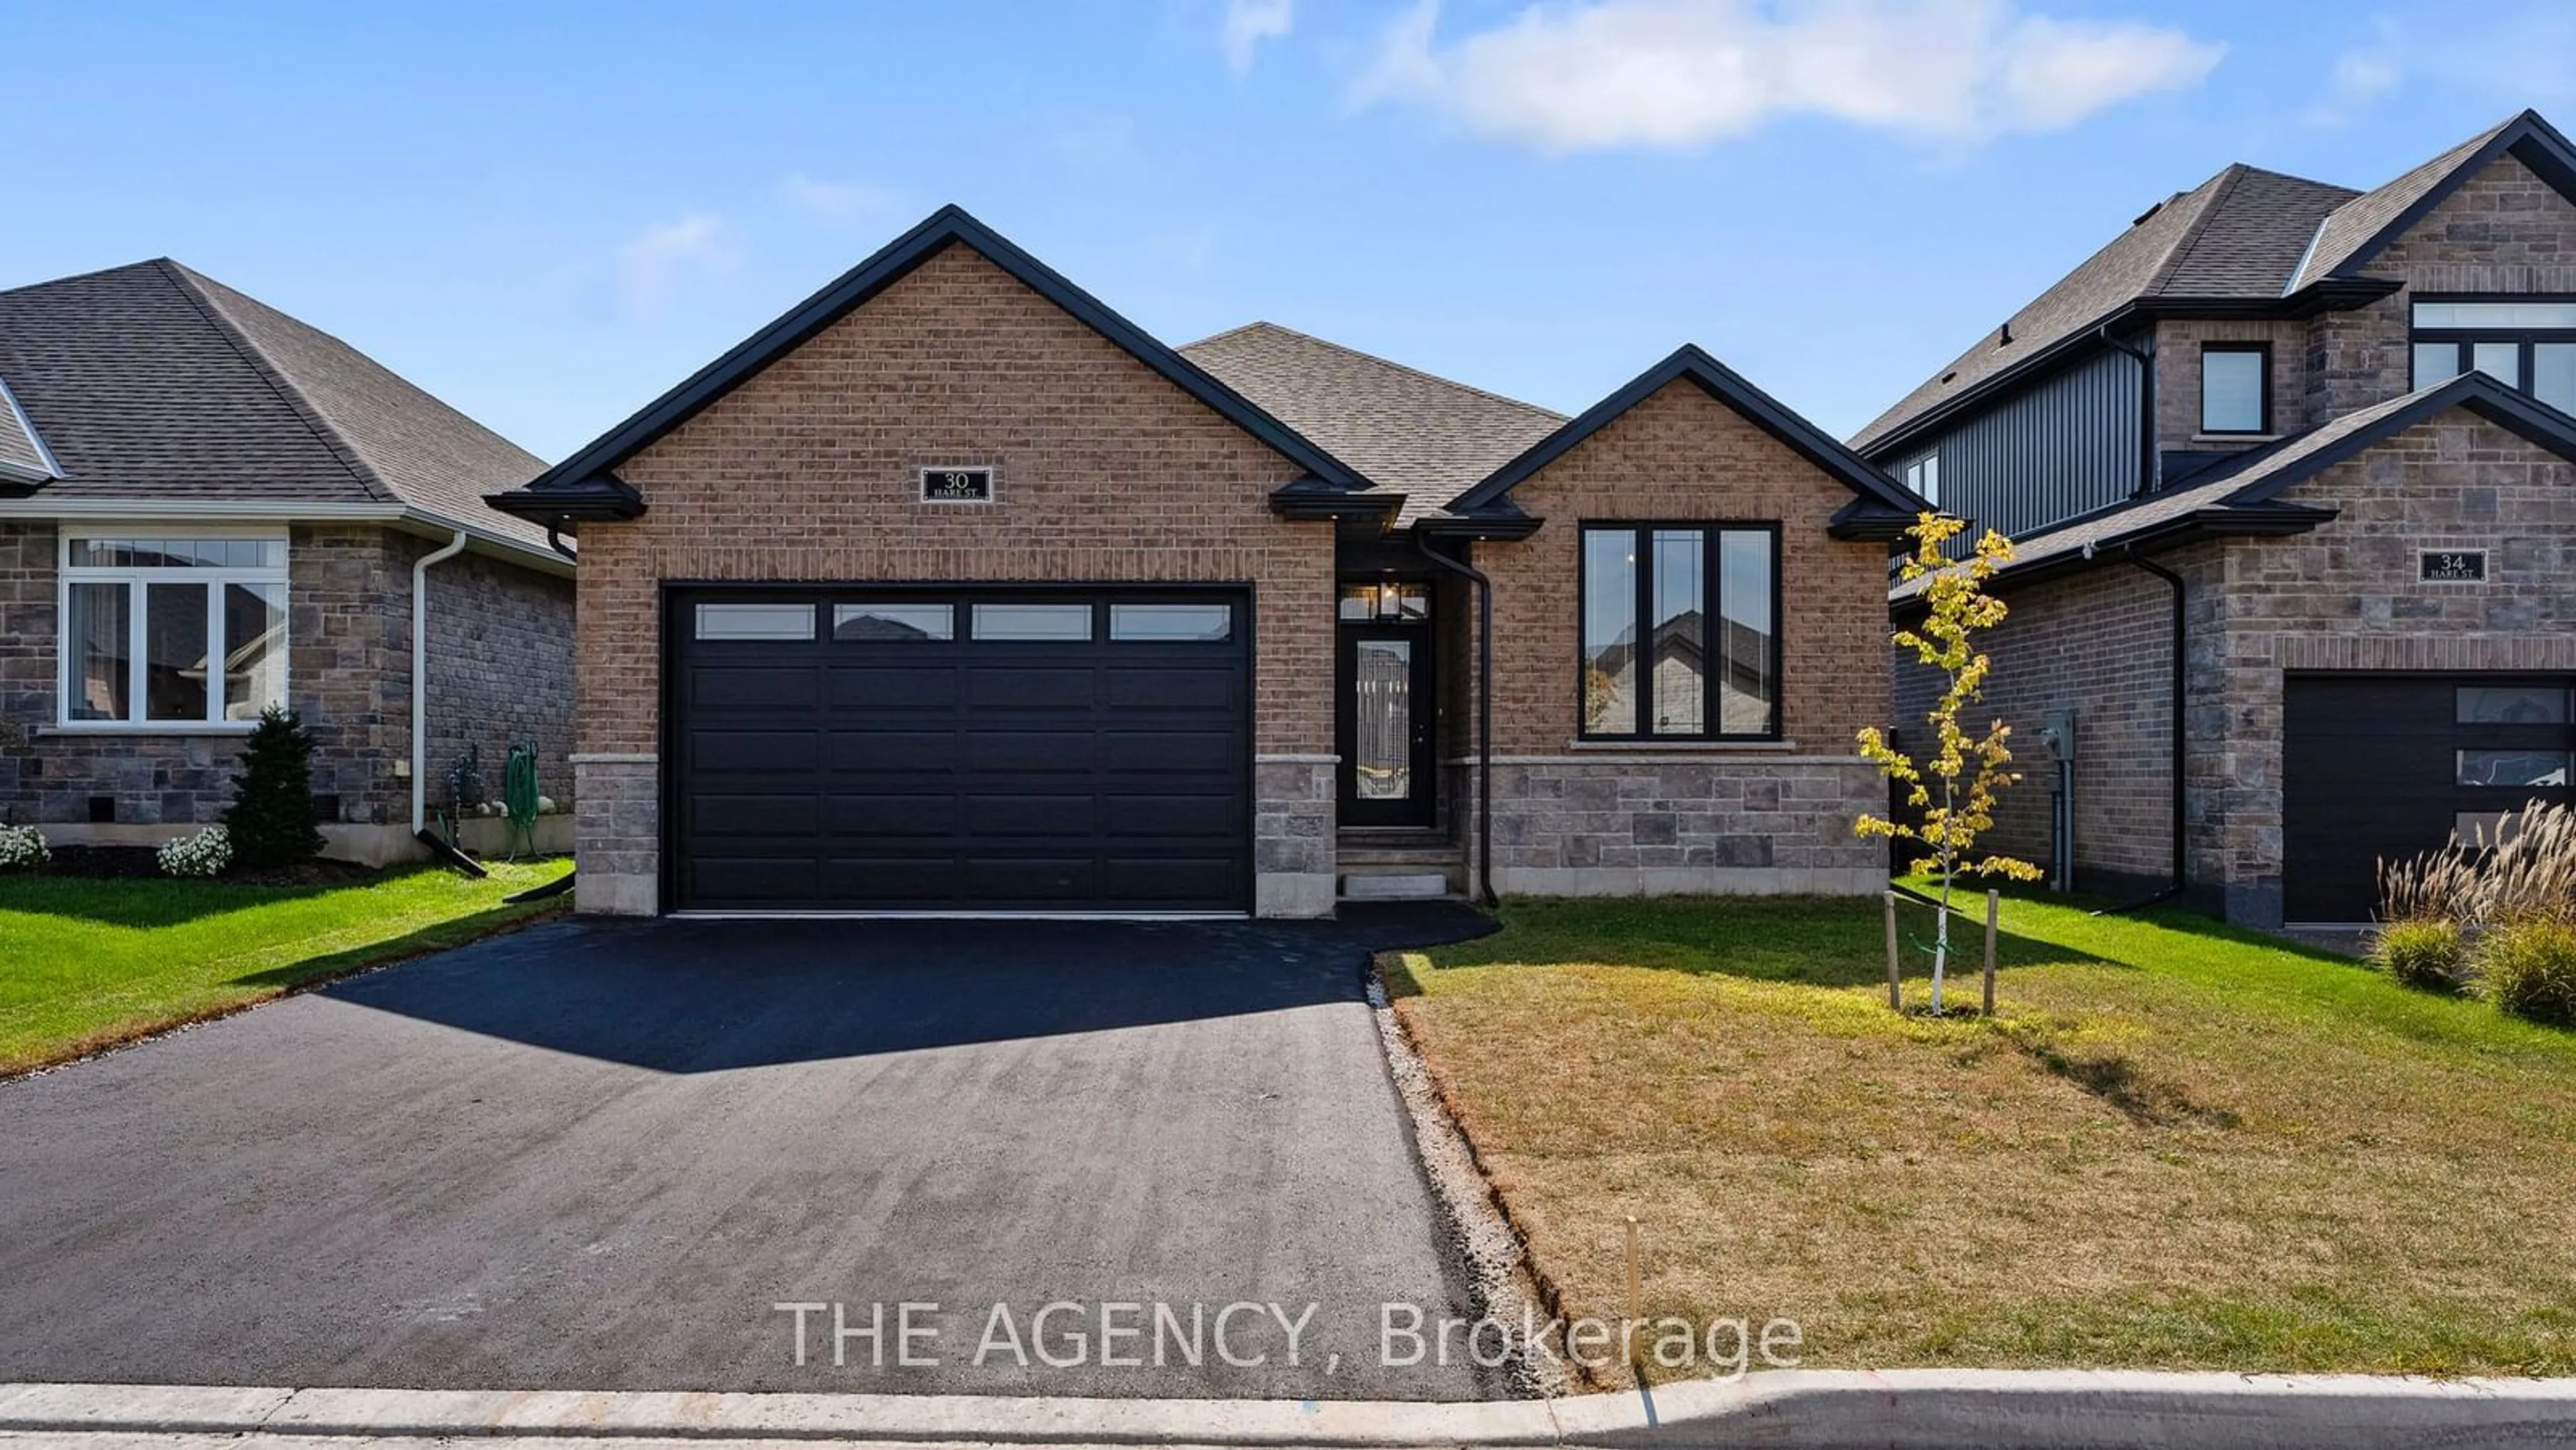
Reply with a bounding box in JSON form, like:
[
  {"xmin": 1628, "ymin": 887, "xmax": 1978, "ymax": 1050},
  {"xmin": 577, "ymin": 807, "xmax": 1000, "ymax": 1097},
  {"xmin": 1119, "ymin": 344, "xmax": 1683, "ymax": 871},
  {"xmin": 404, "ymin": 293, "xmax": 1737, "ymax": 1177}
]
[{"xmin": 669, "ymin": 587, "xmax": 1251, "ymax": 913}]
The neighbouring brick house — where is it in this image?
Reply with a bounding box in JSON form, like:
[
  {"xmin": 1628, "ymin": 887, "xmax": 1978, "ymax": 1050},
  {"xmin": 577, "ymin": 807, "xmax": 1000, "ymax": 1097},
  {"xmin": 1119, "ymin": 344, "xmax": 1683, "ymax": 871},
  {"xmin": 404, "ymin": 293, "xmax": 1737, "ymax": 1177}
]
[
  {"xmin": 0, "ymin": 259, "xmax": 574, "ymax": 863},
  {"xmin": 490, "ymin": 206, "xmax": 1925, "ymax": 917},
  {"xmin": 1856, "ymin": 109, "xmax": 2576, "ymax": 928}
]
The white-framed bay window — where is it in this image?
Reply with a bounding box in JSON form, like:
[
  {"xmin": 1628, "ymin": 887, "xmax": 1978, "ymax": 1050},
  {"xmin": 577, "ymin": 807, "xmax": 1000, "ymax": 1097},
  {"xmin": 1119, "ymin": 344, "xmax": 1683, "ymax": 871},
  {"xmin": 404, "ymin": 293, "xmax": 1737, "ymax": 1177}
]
[{"xmin": 58, "ymin": 530, "xmax": 288, "ymax": 730}]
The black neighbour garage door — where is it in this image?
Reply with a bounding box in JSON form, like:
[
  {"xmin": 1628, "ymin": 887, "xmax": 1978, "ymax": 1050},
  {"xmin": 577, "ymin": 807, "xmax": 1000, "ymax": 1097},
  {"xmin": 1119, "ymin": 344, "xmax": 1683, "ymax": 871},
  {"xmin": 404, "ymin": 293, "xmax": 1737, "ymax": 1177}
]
[
  {"xmin": 2283, "ymin": 675, "xmax": 2576, "ymax": 924},
  {"xmin": 669, "ymin": 588, "xmax": 1251, "ymax": 913}
]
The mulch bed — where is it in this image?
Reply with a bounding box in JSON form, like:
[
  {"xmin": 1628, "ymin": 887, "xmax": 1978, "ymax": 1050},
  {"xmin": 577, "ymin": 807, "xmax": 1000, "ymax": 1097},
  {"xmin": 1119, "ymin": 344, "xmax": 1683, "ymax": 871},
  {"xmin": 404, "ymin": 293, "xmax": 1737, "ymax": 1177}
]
[{"xmin": 37, "ymin": 844, "xmax": 379, "ymax": 887}]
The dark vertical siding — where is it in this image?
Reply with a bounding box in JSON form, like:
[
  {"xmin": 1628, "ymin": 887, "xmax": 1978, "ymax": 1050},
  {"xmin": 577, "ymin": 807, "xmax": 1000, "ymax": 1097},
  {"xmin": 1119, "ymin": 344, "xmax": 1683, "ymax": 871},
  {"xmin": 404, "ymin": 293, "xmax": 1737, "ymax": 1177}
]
[{"xmin": 1896, "ymin": 348, "xmax": 2144, "ymax": 541}]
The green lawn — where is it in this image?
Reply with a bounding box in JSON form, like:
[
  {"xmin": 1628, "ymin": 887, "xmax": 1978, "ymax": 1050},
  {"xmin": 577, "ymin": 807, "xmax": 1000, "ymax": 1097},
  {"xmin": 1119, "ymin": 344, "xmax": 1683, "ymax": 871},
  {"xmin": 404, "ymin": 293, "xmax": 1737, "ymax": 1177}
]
[
  {"xmin": 0, "ymin": 860, "xmax": 569, "ymax": 1075},
  {"xmin": 1385, "ymin": 891, "xmax": 2576, "ymax": 1378}
]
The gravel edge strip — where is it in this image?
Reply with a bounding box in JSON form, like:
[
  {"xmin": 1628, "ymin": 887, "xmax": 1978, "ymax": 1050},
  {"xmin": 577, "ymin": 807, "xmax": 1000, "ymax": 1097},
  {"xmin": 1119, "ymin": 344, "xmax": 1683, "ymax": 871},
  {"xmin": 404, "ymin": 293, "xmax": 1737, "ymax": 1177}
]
[{"xmin": 1364, "ymin": 950, "xmax": 1582, "ymax": 1400}]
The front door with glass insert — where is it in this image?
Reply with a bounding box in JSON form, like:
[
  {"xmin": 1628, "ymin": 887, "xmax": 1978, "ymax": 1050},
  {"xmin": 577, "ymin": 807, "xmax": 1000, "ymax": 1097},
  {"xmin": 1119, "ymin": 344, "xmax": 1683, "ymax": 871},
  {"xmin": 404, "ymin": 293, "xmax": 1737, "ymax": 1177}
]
[{"xmin": 1336, "ymin": 583, "xmax": 1436, "ymax": 829}]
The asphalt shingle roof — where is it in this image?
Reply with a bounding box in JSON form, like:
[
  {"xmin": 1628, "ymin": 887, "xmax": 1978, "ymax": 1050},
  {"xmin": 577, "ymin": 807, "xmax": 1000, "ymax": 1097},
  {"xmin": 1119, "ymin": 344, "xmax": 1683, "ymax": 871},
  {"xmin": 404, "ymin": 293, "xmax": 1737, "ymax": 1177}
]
[
  {"xmin": 1179, "ymin": 321, "xmax": 1565, "ymax": 522},
  {"xmin": 1851, "ymin": 164, "xmax": 2359, "ymax": 453},
  {"xmin": 0, "ymin": 259, "xmax": 551, "ymax": 549}
]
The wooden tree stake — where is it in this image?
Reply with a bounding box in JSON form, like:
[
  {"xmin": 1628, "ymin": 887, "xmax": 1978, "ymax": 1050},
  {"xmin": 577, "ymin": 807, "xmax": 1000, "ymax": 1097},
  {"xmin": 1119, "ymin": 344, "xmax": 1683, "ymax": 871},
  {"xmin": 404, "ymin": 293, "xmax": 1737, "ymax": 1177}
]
[
  {"xmin": 1884, "ymin": 891, "xmax": 1902, "ymax": 1010},
  {"xmin": 1983, "ymin": 889, "xmax": 2000, "ymax": 1017}
]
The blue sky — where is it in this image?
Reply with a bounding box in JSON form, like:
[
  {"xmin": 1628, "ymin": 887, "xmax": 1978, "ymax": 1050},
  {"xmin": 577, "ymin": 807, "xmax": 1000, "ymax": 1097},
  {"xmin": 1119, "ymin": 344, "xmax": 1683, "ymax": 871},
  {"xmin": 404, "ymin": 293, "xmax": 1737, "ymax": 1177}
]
[{"xmin": 5, "ymin": 1, "xmax": 2567, "ymax": 461}]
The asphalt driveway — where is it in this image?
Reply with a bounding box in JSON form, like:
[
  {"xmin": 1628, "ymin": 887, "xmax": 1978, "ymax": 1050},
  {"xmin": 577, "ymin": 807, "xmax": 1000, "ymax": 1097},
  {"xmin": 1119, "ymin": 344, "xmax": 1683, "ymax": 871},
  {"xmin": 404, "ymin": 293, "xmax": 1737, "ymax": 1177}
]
[{"xmin": 0, "ymin": 909, "xmax": 1498, "ymax": 1399}]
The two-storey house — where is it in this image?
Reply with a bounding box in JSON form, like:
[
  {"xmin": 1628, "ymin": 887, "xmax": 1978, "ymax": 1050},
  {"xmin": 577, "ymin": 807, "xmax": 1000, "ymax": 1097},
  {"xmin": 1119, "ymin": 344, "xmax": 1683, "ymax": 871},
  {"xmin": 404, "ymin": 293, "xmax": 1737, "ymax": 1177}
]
[{"xmin": 1857, "ymin": 110, "xmax": 2576, "ymax": 928}]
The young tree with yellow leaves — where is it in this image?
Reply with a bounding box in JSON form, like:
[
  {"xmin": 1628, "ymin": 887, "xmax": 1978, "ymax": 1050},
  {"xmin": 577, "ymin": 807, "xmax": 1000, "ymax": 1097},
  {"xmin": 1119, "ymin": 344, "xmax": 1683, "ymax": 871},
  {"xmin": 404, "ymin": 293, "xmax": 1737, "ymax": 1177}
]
[{"xmin": 1857, "ymin": 514, "xmax": 2043, "ymax": 1013}]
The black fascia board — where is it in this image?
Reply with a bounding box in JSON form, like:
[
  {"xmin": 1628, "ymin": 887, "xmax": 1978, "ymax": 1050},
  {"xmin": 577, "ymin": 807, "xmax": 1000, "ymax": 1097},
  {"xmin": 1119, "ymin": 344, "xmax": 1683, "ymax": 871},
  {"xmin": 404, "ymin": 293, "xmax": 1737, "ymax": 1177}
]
[
  {"xmin": 521, "ymin": 205, "xmax": 1374, "ymax": 501},
  {"xmin": 1452, "ymin": 344, "xmax": 1926, "ymax": 519},
  {"xmin": 484, "ymin": 472, "xmax": 645, "ymax": 522},
  {"xmin": 1413, "ymin": 506, "xmax": 1544, "ymax": 542},
  {"xmin": 2320, "ymin": 111, "xmax": 2576, "ymax": 283},
  {"xmin": 1828, "ymin": 501, "xmax": 1921, "ymax": 541},
  {"xmin": 1269, "ymin": 477, "xmax": 1404, "ymax": 524},
  {"xmin": 1886, "ymin": 502, "xmax": 2337, "ymax": 616}
]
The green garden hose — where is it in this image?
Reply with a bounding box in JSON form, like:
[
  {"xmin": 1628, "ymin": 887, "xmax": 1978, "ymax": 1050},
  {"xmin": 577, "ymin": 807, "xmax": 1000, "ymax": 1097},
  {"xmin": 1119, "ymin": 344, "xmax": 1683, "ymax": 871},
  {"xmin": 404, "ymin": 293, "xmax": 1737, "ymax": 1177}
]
[{"xmin": 502, "ymin": 742, "xmax": 541, "ymax": 862}]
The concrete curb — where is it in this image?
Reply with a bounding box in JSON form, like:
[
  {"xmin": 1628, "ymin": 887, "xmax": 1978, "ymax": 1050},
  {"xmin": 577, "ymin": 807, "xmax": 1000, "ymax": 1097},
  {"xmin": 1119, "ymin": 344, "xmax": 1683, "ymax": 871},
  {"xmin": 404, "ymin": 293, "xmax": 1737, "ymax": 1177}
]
[{"xmin": 5, "ymin": 1371, "xmax": 2575, "ymax": 1447}]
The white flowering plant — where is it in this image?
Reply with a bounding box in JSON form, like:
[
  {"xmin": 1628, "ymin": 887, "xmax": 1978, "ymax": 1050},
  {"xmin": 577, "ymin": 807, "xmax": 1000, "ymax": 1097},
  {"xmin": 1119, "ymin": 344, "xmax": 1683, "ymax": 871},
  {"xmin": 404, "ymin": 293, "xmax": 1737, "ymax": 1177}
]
[
  {"xmin": 158, "ymin": 824, "xmax": 232, "ymax": 879},
  {"xmin": 0, "ymin": 823, "xmax": 48, "ymax": 871}
]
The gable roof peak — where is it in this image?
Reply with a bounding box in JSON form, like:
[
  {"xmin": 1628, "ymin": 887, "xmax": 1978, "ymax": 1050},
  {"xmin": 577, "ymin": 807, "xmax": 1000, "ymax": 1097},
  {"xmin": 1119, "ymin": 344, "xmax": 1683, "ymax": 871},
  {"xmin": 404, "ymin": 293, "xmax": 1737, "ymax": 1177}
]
[
  {"xmin": 2290, "ymin": 107, "xmax": 2576, "ymax": 290},
  {"xmin": 1448, "ymin": 341, "xmax": 1928, "ymax": 537},
  {"xmin": 493, "ymin": 205, "xmax": 1375, "ymax": 522}
]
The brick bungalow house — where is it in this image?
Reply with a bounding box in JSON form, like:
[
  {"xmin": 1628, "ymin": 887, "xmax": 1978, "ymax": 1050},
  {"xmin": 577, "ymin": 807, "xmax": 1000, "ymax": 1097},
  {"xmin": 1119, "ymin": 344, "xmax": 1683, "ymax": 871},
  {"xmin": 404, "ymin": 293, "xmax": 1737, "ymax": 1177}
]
[
  {"xmin": 1858, "ymin": 110, "xmax": 2576, "ymax": 928},
  {"xmin": 489, "ymin": 206, "xmax": 1927, "ymax": 917},
  {"xmin": 0, "ymin": 259, "xmax": 574, "ymax": 863}
]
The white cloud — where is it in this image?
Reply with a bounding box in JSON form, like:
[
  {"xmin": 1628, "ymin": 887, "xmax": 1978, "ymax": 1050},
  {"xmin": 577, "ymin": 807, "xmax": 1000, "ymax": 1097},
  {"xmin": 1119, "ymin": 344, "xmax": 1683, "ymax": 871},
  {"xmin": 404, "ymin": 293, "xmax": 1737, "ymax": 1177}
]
[
  {"xmin": 1222, "ymin": 0, "xmax": 1295, "ymax": 73},
  {"xmin": 616, "ymin": 213, "xmax": 733, "ymax": 311},
  {"xmin": 2306, "ymin": 21, "xmax": 2403, "ymax": 126},
  {"xmin": 778, "ymin": 174, "xmax": 902, "ymax": 226},
  {"xmin": 1352, "ymin": 0, "xmax": 2224, "ymax": 152}
]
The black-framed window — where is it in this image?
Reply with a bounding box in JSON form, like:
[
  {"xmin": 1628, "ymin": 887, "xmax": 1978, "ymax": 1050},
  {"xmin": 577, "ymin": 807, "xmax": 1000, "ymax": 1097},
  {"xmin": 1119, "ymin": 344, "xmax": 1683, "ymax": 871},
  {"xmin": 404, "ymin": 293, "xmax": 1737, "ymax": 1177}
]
[
  {"xmin": 1578, "ymin": 522, "xmax": 1779, "ymax": 740},
  {"xmin": 2200, "ymin": 342, "xmax": 2269, "ymax": 434},
  {"xmin": 1902, "ymin": 451, "xmax": 1940, "ymax": 506},
  {"xmin": 2410, "ymin": 298, "xmax": 2576, "ymax": 414}
]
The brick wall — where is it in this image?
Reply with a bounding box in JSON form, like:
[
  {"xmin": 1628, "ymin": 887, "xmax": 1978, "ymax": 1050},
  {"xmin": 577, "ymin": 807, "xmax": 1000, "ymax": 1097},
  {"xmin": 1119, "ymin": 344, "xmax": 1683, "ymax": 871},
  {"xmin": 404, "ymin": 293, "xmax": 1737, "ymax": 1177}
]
[
  {"xmin": 0, "ymin": 522, "xmax": 564, "ymax": 858},
  {"xmin": 570, "ymin": 241, "xmax": 1338, "ymax": 915},
  {"xmin": 2154, "ymin": 317, "xmax": 2307, "ymax": 459},
  {"xmin": 421, "ymin": 542, "xmax": 575, "ymax": 821},
  {"xmin": 2306, "ymin": 153, "xmax": 2576, "ymax": 420},
  {"xmin": 1890, "ymin": 553, "xmax": 2204, "ymax": 897},
  {"xmin": 1469, "ymin": 379, "xmax": 1890, "ymax": 895}
]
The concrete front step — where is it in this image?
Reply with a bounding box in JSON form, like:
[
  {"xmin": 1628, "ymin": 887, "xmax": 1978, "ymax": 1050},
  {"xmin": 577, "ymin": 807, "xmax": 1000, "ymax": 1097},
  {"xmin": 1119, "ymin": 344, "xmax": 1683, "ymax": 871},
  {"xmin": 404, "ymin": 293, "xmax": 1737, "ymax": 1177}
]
[{"xmin": 1339, "ymin": 872, "xmax": 1454, "ymax": 901}]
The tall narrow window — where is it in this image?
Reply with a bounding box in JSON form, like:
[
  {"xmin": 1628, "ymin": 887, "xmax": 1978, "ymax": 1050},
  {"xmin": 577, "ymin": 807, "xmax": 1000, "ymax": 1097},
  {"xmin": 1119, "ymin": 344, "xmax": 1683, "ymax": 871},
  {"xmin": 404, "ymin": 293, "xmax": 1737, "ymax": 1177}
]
[
  {"xmin": 60, "ymin": 534, "xmax": 288, "ymax": 728},
  {"xmin": 1578, "ymin": 524, "xmax": 1778, "ymax": 741},
  {"xmin": 1903, "ymin": 452, "xmax": 1940, "ymax": 506},
  {"xmin": 1581, "ymin": 531, "xmax": 1638, "ymax": 735},
  {"xmin": 1650, "ymin": 530, "xmax": 1704, "ymax": 735},
  {"xmin": 2200, "ymin": 343, "xmax": 2268, "ymax": 434},
  {"xmin": 1717, "ymin": 530, "xmax": 1775, "ymax": 734}
]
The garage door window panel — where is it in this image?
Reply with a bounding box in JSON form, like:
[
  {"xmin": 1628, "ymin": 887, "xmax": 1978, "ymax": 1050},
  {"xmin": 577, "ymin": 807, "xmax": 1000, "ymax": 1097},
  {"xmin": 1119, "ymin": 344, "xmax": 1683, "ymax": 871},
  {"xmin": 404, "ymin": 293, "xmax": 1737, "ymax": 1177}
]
[
  {"xmin": 835, "ymin": 603, "xmax": 953, "ymax": 640},
  {"xmin": 1110, "ymin": 603, "xmax": 1232, "ymax": 641},
  {"xmin": 973, "ymin": 603, "xmax": 1093, "ymax": 640},
  {"xmin": 2459, "ymin": 686, "xmax": 2571, "ymax": 724},
  {"xmin": 696, "ymin": 603, "xmax": 816, "ymax": 641},
  {"xmin": 2458, "ymin": 749, "xmax": 2572, "ymax": 787}
]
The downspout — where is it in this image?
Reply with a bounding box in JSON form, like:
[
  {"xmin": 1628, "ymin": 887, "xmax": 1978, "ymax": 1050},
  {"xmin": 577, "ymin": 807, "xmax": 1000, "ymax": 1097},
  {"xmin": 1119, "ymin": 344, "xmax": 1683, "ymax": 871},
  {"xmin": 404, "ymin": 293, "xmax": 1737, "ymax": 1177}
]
[
  {"xmin": 2098, "ymin": 323, "xmax": 2157, "ymax": 498},
  {"xmin": 2097, "ymin": 543, "xmax": 2188, "ymax": 914},
  {"xmin": 1413, "ymin": 535, "xmax": 1497, "ymax": 908},
  {"xmin": 411, "ymin": 530, "xmax": 470, "ymax": 835}
]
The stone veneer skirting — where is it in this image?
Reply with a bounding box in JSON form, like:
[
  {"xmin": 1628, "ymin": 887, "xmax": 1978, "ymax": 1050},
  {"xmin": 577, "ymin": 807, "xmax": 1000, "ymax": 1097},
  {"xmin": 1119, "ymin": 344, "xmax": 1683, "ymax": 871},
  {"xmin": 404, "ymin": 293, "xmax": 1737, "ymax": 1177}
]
[
  {"xmin": 573, "ymin": 754, "xmax": 659, "ymax": 917},
  {"xmin": 1254, "ymin": 755, "xmax": 1336, "ymax": 919},
  {"xmin": 1466, "ymin": 754, "xmax": 1886, "ymax": 898}
]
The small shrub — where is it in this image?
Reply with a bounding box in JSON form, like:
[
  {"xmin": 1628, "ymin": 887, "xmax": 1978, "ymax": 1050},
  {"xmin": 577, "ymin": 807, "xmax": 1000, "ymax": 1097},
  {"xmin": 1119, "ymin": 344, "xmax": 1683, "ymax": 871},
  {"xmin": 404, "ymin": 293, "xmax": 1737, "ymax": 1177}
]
[
  {"xmin": 2375, "ymin": 917, "xmax": 2470, "ymax": 993},
  {"xmin": 223, "ymin": 706, "xmax": 325, "ymax": 871},
  {"xmin": 2479, "ymin": 917, "xmax": 2576, "ymax": 1028},
  {"xmin": 0, "ymin": 823, "xmax": 50, "ymax": 871},
  {"xmin": 158, "ymin": 824, "xmax": 232, "ymax": 879}
]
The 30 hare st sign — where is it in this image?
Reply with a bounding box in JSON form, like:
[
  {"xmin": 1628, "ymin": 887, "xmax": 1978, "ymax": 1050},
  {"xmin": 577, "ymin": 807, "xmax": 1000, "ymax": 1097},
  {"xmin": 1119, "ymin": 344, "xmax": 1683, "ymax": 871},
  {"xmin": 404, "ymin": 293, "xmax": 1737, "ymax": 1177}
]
[{"xmin": 920, "ymin": 466, "xmax": 994, "ymax": 502}]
